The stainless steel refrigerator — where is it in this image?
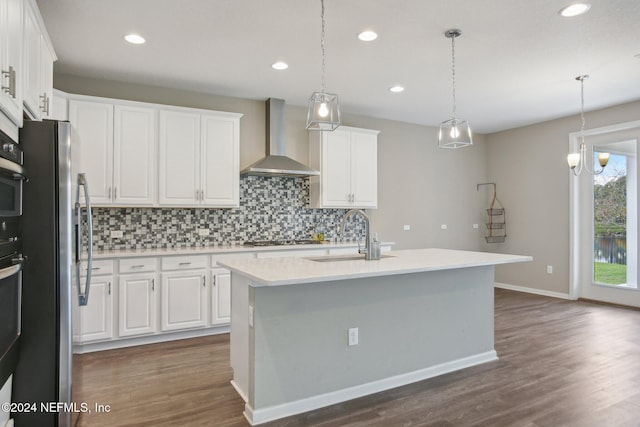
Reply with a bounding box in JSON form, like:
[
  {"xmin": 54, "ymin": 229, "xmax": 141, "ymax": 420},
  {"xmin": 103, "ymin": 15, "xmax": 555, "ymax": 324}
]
[{"xmin": 13, "ymin": 120, "xmax": 93, "ymax": 427}]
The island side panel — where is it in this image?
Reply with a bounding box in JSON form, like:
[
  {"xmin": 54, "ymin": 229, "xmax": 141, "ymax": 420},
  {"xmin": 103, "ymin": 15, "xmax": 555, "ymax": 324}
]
[
  {"xmin": 250, "ymin": 265, "xmax": 495, "ymax": 411},
  {"xmin": 230, "ymin": 272, "xmax": 251, "ymax": 401}
]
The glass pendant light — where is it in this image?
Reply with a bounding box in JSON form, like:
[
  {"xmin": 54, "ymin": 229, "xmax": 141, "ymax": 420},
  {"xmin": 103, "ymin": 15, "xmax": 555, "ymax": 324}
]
[
  {"xmin": 438, "ymin": 29, "xmax": 473, "ymax": 149},
  {"xmin": 567, "ymin": 75, "xmax": 609, "ymax": 175},
  {"xmin": 306, "ymin": 0, "xmax": 341, "ymax": 131}
]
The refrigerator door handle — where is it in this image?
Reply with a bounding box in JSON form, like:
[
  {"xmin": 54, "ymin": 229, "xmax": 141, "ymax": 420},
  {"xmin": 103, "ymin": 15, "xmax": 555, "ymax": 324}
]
[{"xmin": 75, "ymin": 173, "xmax": 93, "ymax": 306}]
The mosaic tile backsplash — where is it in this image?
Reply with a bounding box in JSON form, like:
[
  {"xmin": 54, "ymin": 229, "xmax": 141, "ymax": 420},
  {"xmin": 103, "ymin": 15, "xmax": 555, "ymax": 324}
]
[{"xmin": 89, "ymin": 175, "xmax": 366, "ymax": 251}]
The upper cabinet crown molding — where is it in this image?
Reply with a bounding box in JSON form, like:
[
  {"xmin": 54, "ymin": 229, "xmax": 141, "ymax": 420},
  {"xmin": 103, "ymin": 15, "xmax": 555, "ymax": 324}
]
[{"xmin": 308, "ymin": 126, "xmax": 379, "ymax": 209}]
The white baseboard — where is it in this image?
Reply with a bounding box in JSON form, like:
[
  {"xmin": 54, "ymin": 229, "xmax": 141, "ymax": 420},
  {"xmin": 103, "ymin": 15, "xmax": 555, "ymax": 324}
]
[
  {"xmin": 230, "ymin": 380, "xmax": 248, "ymax": 403},
  {"xmin": 244, "ymin": 350, "xmax": 498, "ymax": 425},
  {"xmin": 73, "ymin": 325, "xmax": 230, "ymax": 354},
  {"xmin": 494, "ymin": 282, "xmax": 571, "ymax": 300}
]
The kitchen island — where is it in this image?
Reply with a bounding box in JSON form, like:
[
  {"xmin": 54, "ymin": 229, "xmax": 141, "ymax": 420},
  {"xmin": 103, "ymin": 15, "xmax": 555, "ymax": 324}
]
[{"xmin": 219, "ymin": 248, "xmax": 532, "ymax": 425}]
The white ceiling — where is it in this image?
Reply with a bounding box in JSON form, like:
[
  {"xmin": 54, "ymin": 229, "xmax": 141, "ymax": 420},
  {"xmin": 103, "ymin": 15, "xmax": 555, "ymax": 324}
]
[{"xmin": 36, "ymin": 0, "xmax": 640, "ymax": 134}]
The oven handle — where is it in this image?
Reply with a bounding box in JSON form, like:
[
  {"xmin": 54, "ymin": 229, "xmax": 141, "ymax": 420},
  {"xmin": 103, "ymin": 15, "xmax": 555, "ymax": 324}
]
[
  {"xmin": 0, "ymin": 157, "xmax": 26, "ymax": 181},
  {"xmin": 75, "ymin": 173, "xmax": 93, "ymax": 306},
  {"xmin": 0, "ymin": 258, "xmax": 23, "ymax": 280}
]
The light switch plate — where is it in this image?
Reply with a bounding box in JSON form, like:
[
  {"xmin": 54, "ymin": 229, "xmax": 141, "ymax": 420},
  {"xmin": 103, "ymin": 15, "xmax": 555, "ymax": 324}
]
[
  {"xmin": 198, "ymin": 229, "xmax": 210, "ymax": 237},
  {"xmin": 110, "ymin": 230, "xmax": 123, "ymax": 238}
]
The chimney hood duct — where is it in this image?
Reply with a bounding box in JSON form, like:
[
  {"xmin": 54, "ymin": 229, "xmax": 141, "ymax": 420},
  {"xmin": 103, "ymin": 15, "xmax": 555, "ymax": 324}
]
[{"xmin": 241, "ymin": 98, "xmax": 320, "ymax": 177}]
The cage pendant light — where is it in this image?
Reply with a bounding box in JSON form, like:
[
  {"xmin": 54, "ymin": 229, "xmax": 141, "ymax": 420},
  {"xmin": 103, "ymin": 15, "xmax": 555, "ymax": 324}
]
[
  {"xmin": 438, "ymin": 29, "xmax": 473, "ymax": 149},
  {"xmin": 306, "ymin": 0, "xmax": 341, "ymax": 131},
  {"xmin": 567, "ymin": 75, "xmax": 609, "ymax": 175}
]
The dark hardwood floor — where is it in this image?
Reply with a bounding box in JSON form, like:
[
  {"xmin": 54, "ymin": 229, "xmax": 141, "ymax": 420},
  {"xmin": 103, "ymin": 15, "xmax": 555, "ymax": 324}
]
[{"xmin": 74, "ymin": 289, "xmax": 640, "ymax": 427}]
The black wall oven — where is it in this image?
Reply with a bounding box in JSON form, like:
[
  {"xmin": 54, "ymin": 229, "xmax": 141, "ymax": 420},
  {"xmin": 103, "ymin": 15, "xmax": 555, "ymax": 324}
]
[{"xmin": 0, "ymin": 128, "xmax": 26, "ymax": 389}]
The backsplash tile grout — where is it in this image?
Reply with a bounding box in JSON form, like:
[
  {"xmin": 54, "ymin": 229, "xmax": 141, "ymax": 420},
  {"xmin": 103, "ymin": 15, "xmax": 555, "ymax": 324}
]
[{"xmin": 88, "ymin": 175, "xmax": 366, "ymax": 250}]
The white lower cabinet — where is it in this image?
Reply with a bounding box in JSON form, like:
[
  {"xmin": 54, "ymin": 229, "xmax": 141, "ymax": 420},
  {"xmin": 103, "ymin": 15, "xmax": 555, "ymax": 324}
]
[
  {"xmin": 118, "ymin": 273, "xmax": 157, "ymax": 337},
  {"xmin": 211, "ymin": 268, "xmax": 231, "ymax": 325},
  {"xmin": 160, "ymin": 269, "xmax": 208, "ymax": 331},
  {"xmin": 74, "ymin": 274, "xmax": 114, "ymax": 343}
]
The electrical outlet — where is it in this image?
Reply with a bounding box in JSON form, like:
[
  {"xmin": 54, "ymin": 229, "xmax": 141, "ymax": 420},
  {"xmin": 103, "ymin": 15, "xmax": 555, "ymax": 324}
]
[
  {"xmin": 441, "ymin": 224, "xmax": 447, "ymax": 230},
  {"xmin": 348, "ymin": 327, "xmax": 359, "ymax": 346},
  {"xmin": 110, "ymin": 230, "xmax": 123, "ymax": 238},
  {"xmin": 198, "ymin": 228, "xmax": 210, "ymax": 237},
  {"xmin": 473, "ymin": 224, "xmax": 479, "ymax": 229},
  {"xmin": 547, "ymin": 265, "xmax": 553, "ymax": 274},
  {"xmin": 403, "ymin": 225, "xmax": 411, "ymax": 231}
]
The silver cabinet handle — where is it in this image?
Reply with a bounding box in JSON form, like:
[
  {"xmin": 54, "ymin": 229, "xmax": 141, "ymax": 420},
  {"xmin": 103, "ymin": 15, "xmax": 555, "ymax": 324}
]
[
  {"xmin": 131, "ymin": 265, "xmax": 144, "ymax": 269},
  {"xmin": 152, "ymin": 278, "xmax": 155, "ymax": 291},
  {"xmin": 108, "ymin": 187, "xmax": 112, "ymax": 199},
  {"xmin": 39, "ymin": 93, "xmax": 50, "ymax": 114},
  {"xmin": 108, "ymin": 282, "xmax": 111, "ymax": 295},
  {"xmin": 2, "ymin": 66, "xmax": 16, "ymax": 98},
  {"xmin": 114, "ymin": 187, "xmax": 117, "ymax": 200},
  {"xmin": 195, "ymin": 189, "xmax": 199, "ymax": 201},
  {"xmin": 179, "ymin": 262, "xmax": 191, "ymax": 266},
  {"xmin": 202, "ymin": 275, "xmax": 206, "ymax": 287},
  {"xmin": 212, "ymin": 275, "xmax": 216, "ymax": 286}
]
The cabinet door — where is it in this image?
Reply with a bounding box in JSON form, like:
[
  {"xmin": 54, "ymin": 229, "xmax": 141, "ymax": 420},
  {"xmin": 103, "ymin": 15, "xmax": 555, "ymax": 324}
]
[
  {"xmin": 350, "ymin": 131, "xmax": 378, "ymax": 208},
  {"xmin": 22, "ymin": 0, "xmax": 40, "ymax": 120},
  {"xmin": 75, "ymin": 275, "xmax": 113, "ymax": 342},
  {"xmin": 322, "ymin": 129, "xmax": 351, "ymax": 207},
  {"xmin": 211, "ymin": 269, "xmax": 231, "ymax": 325},
  {"xmin": 0, "ymin": 0, "xmax": 24, "ymax": 126},
  {"xmin": 39, "ymin": 40, "xmax": 54, "ymax": 119},
  {"xmin": 69, "ymin": 100, "xmax": 114, "ymax": 204},
  {"xmin": 201, "ymin": 115, "xmax": 239, "ymax": 207},
  {"xmin": 113, "ymin": 105, "xmax": 156, "ymax": 205},
  {"xmin": 158, "ymin": 110, "xmax": 200, "ymax": 205},
  {"xmin": 118, "ymin": 273, "xmax": 157, "ymax": 337},
  {"xmin": 161, "ymin": 269, "xmax": 207, "ymax": 331}
]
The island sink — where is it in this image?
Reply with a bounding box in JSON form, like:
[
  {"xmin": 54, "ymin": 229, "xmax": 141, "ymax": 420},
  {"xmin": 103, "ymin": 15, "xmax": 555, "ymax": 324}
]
[{"xmin": 308, "ymin": 254, "xmax": 395, "ymax": 262}]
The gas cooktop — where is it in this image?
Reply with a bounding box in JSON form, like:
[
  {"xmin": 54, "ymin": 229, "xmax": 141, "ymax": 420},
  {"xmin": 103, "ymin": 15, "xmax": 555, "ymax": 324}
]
[{"xmin": 242, "ymin": 239, "xmax": 320, "ymax": 247}]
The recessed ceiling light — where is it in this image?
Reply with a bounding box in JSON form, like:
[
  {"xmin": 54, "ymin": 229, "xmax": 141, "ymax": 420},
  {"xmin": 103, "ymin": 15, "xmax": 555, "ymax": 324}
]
[
  {"xmin": 389, "ymin": 85, "xmax": 405, "ymax": 93},
  {"xmin": 358, "ymin": 31, "xmax": 378, "ymax": 42},
  {"xmin": 271, "ymin": 61, "xmax": 289, "ymax": 70},
  {"xmin": 124, "ymin": 34, "xmax": 146, "ymax": 44},
  {"xmin": 559, "ymin": 3, "xmax": 591, "ymax": 17}
]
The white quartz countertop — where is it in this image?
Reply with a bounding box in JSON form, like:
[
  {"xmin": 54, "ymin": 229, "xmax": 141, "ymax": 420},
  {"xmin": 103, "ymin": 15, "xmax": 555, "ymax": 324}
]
[
  {"xmin": 90, "ymin": 242, "xmax": 394, "ymax": 259},
  {"xmin": 218, "ymin": 248, "xmax": 533, "ymax": 287}
]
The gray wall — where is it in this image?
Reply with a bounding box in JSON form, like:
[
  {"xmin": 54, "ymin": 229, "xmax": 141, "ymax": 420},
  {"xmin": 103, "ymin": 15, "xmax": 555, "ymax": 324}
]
[
  {"xmin": 55, "ymin": 73, "xmax": 489, "ymax": 252},
  {"xmin": 485, "ymin": 99, "xmax": 640, "ymax": 295}
]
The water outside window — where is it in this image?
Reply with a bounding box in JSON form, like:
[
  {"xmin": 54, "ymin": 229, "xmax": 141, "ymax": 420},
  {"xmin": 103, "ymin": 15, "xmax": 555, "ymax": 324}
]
[{"xmin": 593, "ymin": 148, "xmax": 637, "ymax": 288}]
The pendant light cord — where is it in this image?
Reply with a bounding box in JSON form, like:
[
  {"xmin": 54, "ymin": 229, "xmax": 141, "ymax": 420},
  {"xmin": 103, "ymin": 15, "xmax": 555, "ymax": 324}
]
[
  {"xmin": 320, "ymin": 0, "xmax": 326, "ymax": 93},
  {"xmin": 451, "ymin": 35, "xmax": 457, "ymax": 119},
  {"xmin": 579, "ymin": 76, "xmax": 585, "ymax": 145}
]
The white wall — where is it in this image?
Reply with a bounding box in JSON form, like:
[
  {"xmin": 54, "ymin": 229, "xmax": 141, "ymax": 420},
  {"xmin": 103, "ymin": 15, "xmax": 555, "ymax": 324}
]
[{"xmin": 485, "ymin": 100, "xmax": 640, "ymax": 296}]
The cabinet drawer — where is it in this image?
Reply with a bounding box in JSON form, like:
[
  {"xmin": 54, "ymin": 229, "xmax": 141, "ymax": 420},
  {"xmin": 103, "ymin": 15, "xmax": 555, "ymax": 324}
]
[
  {"xmin": 211, "ymin": 252, "xmax": 255, "ymax": 267},
  {"xmin": 80, "ymin": 259, "xmax": 114, "ymax": 277},
  {"xmin": 119, "ymin": 257, "xmax": 158, "ymax": 273},
  {"xmin": 162, "ymin": 255, "xmax": 207, "ymax": 271}
]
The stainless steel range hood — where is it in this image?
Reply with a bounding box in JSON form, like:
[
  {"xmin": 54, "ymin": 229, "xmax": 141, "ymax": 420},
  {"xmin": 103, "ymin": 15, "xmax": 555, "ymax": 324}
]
[{"xmin": 241, "ymin": 98, "xmax": 320, "ymax": 177}]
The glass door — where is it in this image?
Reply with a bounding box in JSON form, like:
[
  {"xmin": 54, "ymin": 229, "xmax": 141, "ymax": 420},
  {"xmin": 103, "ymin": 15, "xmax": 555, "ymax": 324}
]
[{"xmin": 572, "ymin": 130, "xmax": 640, "ymax": 306}]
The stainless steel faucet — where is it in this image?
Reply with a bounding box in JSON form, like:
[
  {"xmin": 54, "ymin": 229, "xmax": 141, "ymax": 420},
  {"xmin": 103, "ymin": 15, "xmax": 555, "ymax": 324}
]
[{"xmin": 339, "ymin": 209, "xmax": 380, "ymax": 260}]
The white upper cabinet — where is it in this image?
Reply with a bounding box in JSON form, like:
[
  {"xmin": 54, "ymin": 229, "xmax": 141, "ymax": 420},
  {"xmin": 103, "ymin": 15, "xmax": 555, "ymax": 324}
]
[
  {"xmin": 158, "ymin": 110, "xmax": 200, "ymax": 205},
  {"xmin": 22, "ymin": 0, "xmax": 55, "ymax": 120},
  {"xmin": 201, "ymin": 114, "xmax": 239, "ymax": 206},
  {"xmin": 0, "ymin": 0, "xmax": 24, "ymax": 127},
  {"xmin": 70, "ymin": 98, "xmax": 157, "ymax": 206},
  {"xmin": 113, "ymin": 105, "xmax": 157, "ymax": 205},
  {"xmin": 309, "ymin": 126, "xmax": 379, "ymax": 209},
  {"xmin": 159, "ymin": 109, "xmax": 241, "ymax": 207},
  {"xmin": 69, "ymin": 99, "xmax": 114, "ymax": 204}
]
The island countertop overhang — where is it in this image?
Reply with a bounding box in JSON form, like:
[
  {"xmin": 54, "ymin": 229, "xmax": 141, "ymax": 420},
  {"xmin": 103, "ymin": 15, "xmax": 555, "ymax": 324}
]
[{"xmin": 218, "ymin": 248, "xmax": 532, "ymax": 287}]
